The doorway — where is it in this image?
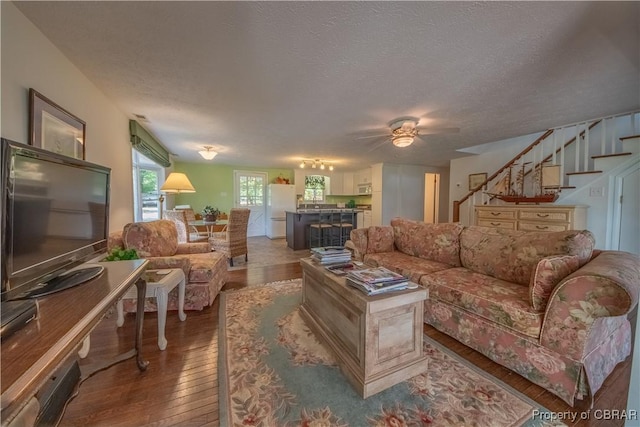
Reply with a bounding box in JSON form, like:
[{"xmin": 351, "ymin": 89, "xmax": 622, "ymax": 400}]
[
  {"xmin": 424, "ymin": 173, "xmax": 440, "ymax": 223},
  {"xmin": 234, "ymin": 171, "xmax": 267, "ymax": 237},
  {"xmin": 611, "ymin": 162, "xmax": 639, "ymax": 254}
]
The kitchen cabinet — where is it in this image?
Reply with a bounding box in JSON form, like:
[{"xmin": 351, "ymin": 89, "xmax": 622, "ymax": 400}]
[
  {"xmin": 327, "ymin": 171, "xmax": 356, "ymax": 196},
  {"xmin": 353, "ymin": 168, "xmax": 372, "ymax": 193},
  {"xmin": 362, "ymin": 210, "xmax": 372, "ymax": 228},
  {"xmin": 342, "ymin": 173, "xmax": 354, "ymax": 195},
  {"xmin": 328, "ymin": 173, "xmax": 343, "ymax": 196},
  {"xmin": 294, "ymin": 169, "xmax": 305, "ymax": 195},
  {"xmin": 474, "ymin": 205, "xmax": 588, "ymax": 231}
]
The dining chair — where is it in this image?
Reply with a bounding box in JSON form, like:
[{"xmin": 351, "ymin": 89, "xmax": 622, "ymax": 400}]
[
  {"xmin": 164, "ymin": 209, "xmax": 209, "ymax": 243},
  {"xmin": 176, "ymin": 207, "xmax": 208, "ymax": 239},
  {"xmin": 209, "ymin": 208, "xmax": 250, "ymax": 266}
]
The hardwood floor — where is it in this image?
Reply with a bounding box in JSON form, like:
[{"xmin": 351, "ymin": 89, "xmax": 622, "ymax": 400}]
[{"xmin": 62, "ymin": 262, "xmax": 634, "ymax": 427}]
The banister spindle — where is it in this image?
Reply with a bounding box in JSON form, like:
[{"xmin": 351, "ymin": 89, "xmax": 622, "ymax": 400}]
[
  {"xmin": 584, "ymin": 122, "xmax": 589, "ymax": 170},
  {"xmin": 601, "ymin": 118, "xmax": 606, "ymax": 156},
  {"xmin": 575, "ymin": 124, "xmax": 580, "ymax": 172}
]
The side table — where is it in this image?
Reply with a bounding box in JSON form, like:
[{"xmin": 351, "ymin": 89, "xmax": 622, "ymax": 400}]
[{"xmin": 117, "ymin": 268, "xmax": 186, "ymax": 350}]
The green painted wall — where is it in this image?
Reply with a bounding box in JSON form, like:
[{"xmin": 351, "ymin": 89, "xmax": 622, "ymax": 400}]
[{"xmin": 171, "ymin": 162, "xmax": 294, "ymax": 216}]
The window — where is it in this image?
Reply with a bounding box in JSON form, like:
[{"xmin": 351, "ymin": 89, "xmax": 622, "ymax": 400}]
[
  {"xmin": 237, "ymin": 173, "xmax": 265, "ymax": 207},
  {"xmin": 132, "ymin": 149, "xmax": 165, "ymax": 221},
  {"xmin": 304, "ymin": 175, "xmax": 325, "ymax": 202}
]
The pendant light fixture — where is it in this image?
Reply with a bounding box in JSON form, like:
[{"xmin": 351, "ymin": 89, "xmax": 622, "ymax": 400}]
[{"xmin": 198, "ymin": 146, "xmax": 218, "ymax": 160}]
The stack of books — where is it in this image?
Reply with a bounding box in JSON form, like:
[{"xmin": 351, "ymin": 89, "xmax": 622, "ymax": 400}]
[
  {"xmin": 346, "ymin": 266, "xmax": 409, "ymax": 295},
  {"xmin": 311, "ymin": 246, "xmax": 352, "ymax": 265}
]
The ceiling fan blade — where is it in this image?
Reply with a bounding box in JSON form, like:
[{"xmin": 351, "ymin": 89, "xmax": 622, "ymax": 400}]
[
  {"xmin": 416, "ymin": 126, "xmax": 460, "ymax": 135},
  {"xmin": 355, "ymin": 133, "xmax": 390, "ymax": 140},
  {"xmin": 367, "ymin": 137, "xmax": 391, "ymax": 152}
]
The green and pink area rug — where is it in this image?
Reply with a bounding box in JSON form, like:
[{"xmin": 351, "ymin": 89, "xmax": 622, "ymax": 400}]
[{"xmin": 219, "ymin": 280, "xmax": 563, "ymax": 426}]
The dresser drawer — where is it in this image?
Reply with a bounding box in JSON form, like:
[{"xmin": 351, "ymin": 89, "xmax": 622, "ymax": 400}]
[
  {"xmin": 477, "ymin": 209, "xmax": 517, "ymax": 220},
  {"xmin": 518, "ymin": 222, "xmax": 569, "ymax": 232},
  {"xmin": 477, "ymin": 219, "xmax": 516, "ymax": 230},
  {"xmin": 519, "ymin": 210, "xmax": 570, "ymax": 222}
]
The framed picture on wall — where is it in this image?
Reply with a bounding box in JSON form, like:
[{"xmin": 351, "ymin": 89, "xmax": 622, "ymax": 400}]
[
  {"xmin": 29, "ymin": 88, "xmax": 86, "ymax": 160},
  {"xmin": 468, "ymin": 172, "xmax": 487, "ymax": 191}
]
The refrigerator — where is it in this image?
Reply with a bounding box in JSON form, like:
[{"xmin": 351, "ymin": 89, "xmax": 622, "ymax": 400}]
[{"xmin": 266, "ymin": 184, "xmax": 297, "ymax": 239}]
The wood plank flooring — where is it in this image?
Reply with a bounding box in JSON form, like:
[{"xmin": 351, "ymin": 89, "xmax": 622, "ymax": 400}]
[{"xmin": 61, "ymin": 262, "xmax": 634, "ymax": 427}]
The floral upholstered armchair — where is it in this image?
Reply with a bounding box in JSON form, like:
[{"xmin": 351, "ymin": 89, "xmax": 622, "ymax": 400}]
[{"xmin": 108, "ymin": 219, "xmax": 227, "ymax": 311}]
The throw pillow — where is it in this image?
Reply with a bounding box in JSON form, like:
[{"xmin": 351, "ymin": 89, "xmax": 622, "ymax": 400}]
[
  {"xmin": 122, "ymin": 220, "xmax": 178, "ymax": 257},
  {"xmin": 367, "ymin": 226, "xmax": 395, "ymax": 253},
  {"xmin": 529, "ymin": 255, "xmax": 581, "ymax": 312}
]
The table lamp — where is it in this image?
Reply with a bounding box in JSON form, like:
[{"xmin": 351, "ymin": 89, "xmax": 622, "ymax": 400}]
[{"xmin": 159, "ymin": 172, "xmax": 195, "ymax": 218}]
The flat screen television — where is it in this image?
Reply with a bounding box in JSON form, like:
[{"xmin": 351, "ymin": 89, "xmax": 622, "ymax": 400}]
[{"xmin": 1, "ymin": 138, "xmax": 111, "ymax": 301}]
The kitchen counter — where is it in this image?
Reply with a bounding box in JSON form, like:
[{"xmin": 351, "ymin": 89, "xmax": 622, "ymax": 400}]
[{"xmin": 286, "ymin": 210, "xmax": 360, "ymax": 250}]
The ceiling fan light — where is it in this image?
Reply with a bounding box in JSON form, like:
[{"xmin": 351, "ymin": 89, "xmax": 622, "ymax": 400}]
[
  {"xmin": 199, "ymin": 146, "xmax": 218, "ymax": 160},
  {"xmin": 393, "ymin": 136, "xmax": 414, "ymax": 148}
]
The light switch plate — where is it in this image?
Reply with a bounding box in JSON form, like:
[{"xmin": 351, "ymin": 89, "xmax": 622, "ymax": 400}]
[{"xmin": 589, "ymin": 187, "xmax": 604, "ymax": 197}]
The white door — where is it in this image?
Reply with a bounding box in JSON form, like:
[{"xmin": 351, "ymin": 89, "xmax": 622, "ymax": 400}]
[
  {"xmin": 234, "ymin": 171, "xmax": 267, "ymax": 237},
  {"xmin": 614, "ymin": 164, "xmax": 639, "ymax": 254}
]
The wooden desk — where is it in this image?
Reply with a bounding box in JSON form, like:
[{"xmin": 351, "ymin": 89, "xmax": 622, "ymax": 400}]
[{"xmin": 0, "ymin": 259, "xmax": 149, "ymax": 424}]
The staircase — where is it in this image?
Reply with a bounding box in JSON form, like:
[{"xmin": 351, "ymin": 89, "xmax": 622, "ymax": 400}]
[{"xmin": 453, "ymin": 110, "xmax": 640, "ymax": 227}]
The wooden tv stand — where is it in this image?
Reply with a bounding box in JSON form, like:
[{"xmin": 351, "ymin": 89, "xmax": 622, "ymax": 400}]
[
  {"xmin": 0, "ymin": 259, "xmax": 149, "ymax": 424},
  {"xmin": 299, "ymin": 258, "xmax": 428, "ymax": 398}
]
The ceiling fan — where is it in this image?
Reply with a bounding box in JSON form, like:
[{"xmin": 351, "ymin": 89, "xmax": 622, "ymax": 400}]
[{"xmin": 355, "ymin": 116, "xmax": 459, "ymax": 150}]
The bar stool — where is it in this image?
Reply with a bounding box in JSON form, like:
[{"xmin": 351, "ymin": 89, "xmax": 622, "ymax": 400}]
[
  {"xmin": 309, "ymin": 212, "xmax": 333, "ymax": 248},
  {"xmin": 333, "ymin": 211, "xmax": 354, "ymax": 246}
]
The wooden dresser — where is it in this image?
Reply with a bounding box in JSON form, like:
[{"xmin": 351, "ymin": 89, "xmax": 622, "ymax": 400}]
[{"xmin": 474, "ymin": 205, "xmax": 588, "ymax": 232}]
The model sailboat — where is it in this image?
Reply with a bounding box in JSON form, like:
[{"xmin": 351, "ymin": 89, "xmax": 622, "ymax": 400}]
[{"xmin": 485, "ymin": 162, "xmax": 561, "ymax": 204}]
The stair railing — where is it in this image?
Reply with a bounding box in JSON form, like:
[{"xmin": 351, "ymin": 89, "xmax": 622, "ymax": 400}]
[{"xmin": 452, "ymin": 110, "xmax": 639, "ymax": 224}]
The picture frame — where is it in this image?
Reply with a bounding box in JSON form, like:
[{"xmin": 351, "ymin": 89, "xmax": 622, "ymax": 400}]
[
  {"xmin": 468, "ymin": 172, "xmax": 487, "ymax": 191},
  {"xmin": 29, "ymin": 88, "xmax": 86, "ymax": 160}
]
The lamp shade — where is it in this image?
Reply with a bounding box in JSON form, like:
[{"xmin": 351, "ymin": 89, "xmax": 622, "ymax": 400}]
[{"xmin": 160, "ymin": 172, "xmax": 196, "ymax": 193}]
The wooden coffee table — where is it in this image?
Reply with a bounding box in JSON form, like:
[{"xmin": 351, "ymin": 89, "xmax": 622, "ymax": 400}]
[{"xmin": 299, "ymin": 258, "xmax": 429, "ymax": 398}]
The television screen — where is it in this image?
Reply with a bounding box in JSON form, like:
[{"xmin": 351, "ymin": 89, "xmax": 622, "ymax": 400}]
[{"xmin": 1, "ymin": 139, "xmax": 111, "ymax": 300}]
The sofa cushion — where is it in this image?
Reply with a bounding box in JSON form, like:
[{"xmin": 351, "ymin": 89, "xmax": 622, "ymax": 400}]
[
  {"xmin": 529, "ymin": 255, "xmax": 581, "ymax": 312},
  {"xmin": 175, "ymin": 252, "xmax": 226, "ymax": 283},
  {"xmin": 122, "ymin": 220, "xmax": 178, "ymax": 257},
  {"xmin": 421, "ymin": 267, "xmax": 543, "ymax": 338},
  {"xmin": 364, "ymin": 251, "xmax": 452, "ymax": 283},
  {"xmin": 391, "ymin": 218, "xmax": 463, "ymax": 267},
  {"xmin": 367, "ymin": 226, "xmax": 395, "ymax": 253},
  {"xmin": 460, "ymin": 226, "xmax": 594, "ymax": 286}
]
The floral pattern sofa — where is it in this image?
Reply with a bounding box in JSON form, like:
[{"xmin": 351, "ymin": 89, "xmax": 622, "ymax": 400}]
[
  {"xmin": 348, "ymin": 218, "xmax": 639, "ymax": 406},
  {"xmin": 108, "ymin": 220, "xmax": 228, "ymax": 312}
]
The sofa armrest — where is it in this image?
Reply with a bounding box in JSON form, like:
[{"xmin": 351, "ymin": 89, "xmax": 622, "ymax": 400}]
[
  {"xmin": 146, "ymin": 256, "xmax": 192, "ymax": 281},
  {"xmin": 176, "ymin": 242, "xmax": 211, "ymax": 254},
  {"xmin": 541, "ymin": 251, "xmax": 640, "ymax": 359},
  {"xmin": 347, "ymin": 228, "xmax": 369, "ymax": 261}
]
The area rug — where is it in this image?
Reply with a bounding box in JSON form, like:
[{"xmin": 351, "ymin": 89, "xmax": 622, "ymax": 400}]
[
  {"xmin": 219, "ymin": 279, "xmax": 563, "ymax": 426},
  {"xmin": 226, "ymin": 237, "xmax": 308, "ymax": 270}
]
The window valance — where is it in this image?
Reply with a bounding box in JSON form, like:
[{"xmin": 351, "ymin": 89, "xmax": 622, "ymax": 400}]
[
  {"xmin": 129, "ymin": 120, "xmax": 171, "ymax": 167},
  {"xmin": 305, "ymin": 175, "xmax": 325, "ymax": 189}
]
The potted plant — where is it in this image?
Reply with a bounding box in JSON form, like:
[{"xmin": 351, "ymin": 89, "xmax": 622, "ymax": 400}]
[
  {"xmin": 202, "ymin": 205, "xmax": 221, "ymax": 222},
  {"xmin": 104, "ymin": 246, "xmax": 139, "ymax": 261}
]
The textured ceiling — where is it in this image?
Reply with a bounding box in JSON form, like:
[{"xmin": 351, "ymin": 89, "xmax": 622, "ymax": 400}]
[{"xmin": 14, "ymin": 1, "xmax": 640, "ymax": 169}]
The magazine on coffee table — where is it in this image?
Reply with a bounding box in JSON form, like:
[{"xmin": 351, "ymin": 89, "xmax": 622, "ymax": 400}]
[{"xmin": 347, "ymin": 266, "xmax": 404, "ymax": 284}]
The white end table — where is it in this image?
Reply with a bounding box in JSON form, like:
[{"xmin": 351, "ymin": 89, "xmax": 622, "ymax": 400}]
[{"xmin": 117, "ymin": 268, "xmax": 186, "ymax": 350}]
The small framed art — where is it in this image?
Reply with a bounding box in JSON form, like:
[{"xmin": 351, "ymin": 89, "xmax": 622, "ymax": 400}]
[
  {"xmin": 468, "ymin": 173, "xmax": 487, "ymax": 191},
  {"xmin": 29, "ymin": 88, "xmax": 86, "ymax": 160}
]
